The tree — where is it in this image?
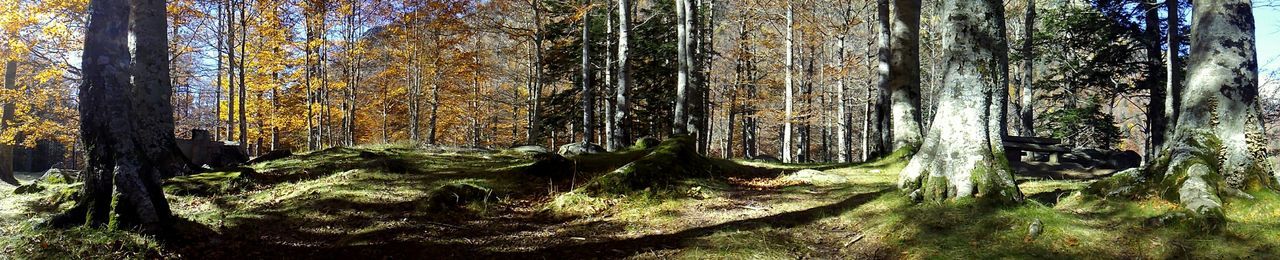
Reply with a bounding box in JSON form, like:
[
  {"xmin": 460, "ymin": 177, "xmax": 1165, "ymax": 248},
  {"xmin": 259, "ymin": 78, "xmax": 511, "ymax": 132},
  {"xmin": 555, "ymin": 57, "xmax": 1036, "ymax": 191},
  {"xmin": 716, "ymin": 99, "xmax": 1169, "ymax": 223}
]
[
  {"xmin": 674, "ymin": 0, "xmax": 691, "ymax": 135},
  {"xmin": 867, "ymin": 0, "xmax": 890, "ymax": 159},
  {"xmin": 581, "ymin": 0, "xmax": 595, "ymax": 144},
  {"xmin": 1146, "ymin": 0, "xmax": 1276, "ymax": 218},
  {"xmin": 1165, "ymin": 0, "xmax": 1183, "ymax": 148},
  {"xmin": 1014, "ymin": 0, "xmax": 1035, "ymax": 136},
  {"xmin": 897, "ymin": 0, "xmax": 1022, "ymax": 203},
  {"xmin": 1143, "ymin": 0, "xmax": 1167, "ymax": 160},
  {"xmin": 51, "ymin": 0, "xmax": 173, "ymax": 235},
  {"xmin": 888, "ymin": 0, "xmax": 922, "ymax": 151},
  {"xmin": 610, "ymin": 0, "xmax": 631, "ymax": 151},
  {"xmin": 782, "ymin": 0, "xmax": 794, "ymax": 163},
  {"xmin": 0, "ymin": 60, "xmax": 15, "ymax": 186},
  {"xmin": 133, "ymin": 0, "xmax": 192, "ymax": 177}
]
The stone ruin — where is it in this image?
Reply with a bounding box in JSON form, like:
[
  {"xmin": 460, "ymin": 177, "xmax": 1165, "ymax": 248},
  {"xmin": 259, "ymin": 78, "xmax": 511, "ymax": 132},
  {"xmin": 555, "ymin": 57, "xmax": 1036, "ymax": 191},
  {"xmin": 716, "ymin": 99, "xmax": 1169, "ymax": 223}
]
[{"xmin": 176, "ymin": 129, "xmax": 249, "ymax": 168}]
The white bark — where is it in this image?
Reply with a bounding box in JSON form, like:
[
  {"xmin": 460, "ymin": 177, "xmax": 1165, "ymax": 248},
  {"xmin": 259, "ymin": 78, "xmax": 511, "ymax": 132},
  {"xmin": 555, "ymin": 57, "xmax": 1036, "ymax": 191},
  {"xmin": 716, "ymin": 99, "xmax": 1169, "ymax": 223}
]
[{"xmin": 898, "ymin": 0, "xmax": 1021, "ymax": 203}]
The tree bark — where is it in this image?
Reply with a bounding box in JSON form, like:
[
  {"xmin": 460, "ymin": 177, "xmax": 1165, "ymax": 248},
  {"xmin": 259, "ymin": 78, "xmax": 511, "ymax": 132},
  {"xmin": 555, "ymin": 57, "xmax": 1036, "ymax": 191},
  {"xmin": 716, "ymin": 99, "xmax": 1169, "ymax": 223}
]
[
  {"xmin": 582, "ymin": 0, "xmax": 596, "ymax": 145},
  {"xmin": 888, "ymin": 0, "xmax": 923, "ymax": 152},
  {"xmin": 782, "ymin": 0, "xmax": 794, "ymax": 162},
  {"xmin": 237, "ymin": 0, "xmax": 247, "ymax": 149},
  {"xmin": 1016, "ymin": 0, "xmax": 1035, "ymax": 137},
  {"xmin": 870, "ymin": 0, "xmax": 891, "ymax": 159},
  {"xmin": 898, "ymin": 0, "xmax": 1022, "ymax": 203},
  {"xmin": 611, "ymin": 0, "xmax": 631, "ymax": 150},
  {"xmin": 132, "ymin": 0, "xmax": 193, "ymax": 177},
  {"xmin": 529, "ymin": 0, "xmax": 546, "ymax": 145},
  {"xmin": 673, "ymin": 0, "xmax": 690, "ymax": 135},
  {"xmin": 52, "ymin": 0, "xmax": 173, "ymax": 235},
  {"xmin": 1144, "ymin": 0, "xmax": 1168, "ymax": 161},
  {"xmin": 1, "ymin": 60, "xmax": 16, "ymax": 186},
  {"xmin": 1150, "ymin": 0, "xmax": 1276, "ymax": 218},
  {"xmin": 1166, "ymin": 0, "xmax": 1183, "ymax": 145}
]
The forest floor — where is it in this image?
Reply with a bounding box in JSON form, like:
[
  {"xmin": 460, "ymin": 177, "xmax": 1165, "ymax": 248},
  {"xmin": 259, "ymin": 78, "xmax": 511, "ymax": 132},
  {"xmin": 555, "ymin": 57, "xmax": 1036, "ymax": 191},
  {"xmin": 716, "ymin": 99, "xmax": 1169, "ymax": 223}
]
[{"xmin": 2, "ymin": 139, "xmax": 1280, "ymax": 259}]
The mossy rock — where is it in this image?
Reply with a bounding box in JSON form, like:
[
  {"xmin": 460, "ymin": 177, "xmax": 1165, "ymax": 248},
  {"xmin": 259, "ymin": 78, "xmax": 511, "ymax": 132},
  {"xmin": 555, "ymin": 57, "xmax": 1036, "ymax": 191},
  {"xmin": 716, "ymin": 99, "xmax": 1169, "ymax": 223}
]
[{"xmin": 422, "ymin": 182, "xmax": 495, "ymax": 211}]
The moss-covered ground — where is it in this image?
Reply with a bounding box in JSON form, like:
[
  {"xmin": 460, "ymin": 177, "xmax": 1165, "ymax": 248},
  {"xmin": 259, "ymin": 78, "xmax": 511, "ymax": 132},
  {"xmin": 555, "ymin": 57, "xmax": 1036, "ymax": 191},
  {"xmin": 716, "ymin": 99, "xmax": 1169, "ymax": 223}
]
[{"xmin": 1, "ymin": 141, "xmax": 1278, "ymax": 259}]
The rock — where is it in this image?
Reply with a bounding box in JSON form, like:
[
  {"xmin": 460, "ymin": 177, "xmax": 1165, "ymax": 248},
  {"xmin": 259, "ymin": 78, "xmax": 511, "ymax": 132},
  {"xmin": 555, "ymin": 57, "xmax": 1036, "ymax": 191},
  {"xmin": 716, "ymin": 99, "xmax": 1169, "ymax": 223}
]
[
  {"xmin": 782, "ymin": 169, "xmax": 846, "ymax": 185},
  {"xmin": 511, "ymin": 145, "xmax": 550, "ymax": 155},
  {"xmin": 634, "ymin": 137, "xmax": 661, "ymax": 149},
  {"xmin": 247, "ymin": 150, "xmax": 293, "ymax": 164},
  {"xmin": 1028, "ymin": 219, "xmax": 1043, "ymax": 240},
  {"xmin": 39, "ymin": 169, "xmax": 77, "ymax": 184},
  {"xmin": 558, "ymin": 142, "xmax": 606, "ymax": 156},
  {"xmin": 423, "ymin": 182, "xmax": 495, "ymax": 211},
  {"xmin": 1106, "ymin": 150, "xmax": 1142, "ymax": 169}
]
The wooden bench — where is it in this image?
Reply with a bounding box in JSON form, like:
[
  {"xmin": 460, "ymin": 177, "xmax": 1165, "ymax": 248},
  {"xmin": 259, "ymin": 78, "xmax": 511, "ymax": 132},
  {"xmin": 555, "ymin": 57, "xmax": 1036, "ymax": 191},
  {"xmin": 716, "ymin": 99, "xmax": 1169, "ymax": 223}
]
[{"xmin": 1003, "ymin": 136, "xmax": 1070, "ymax": 163}]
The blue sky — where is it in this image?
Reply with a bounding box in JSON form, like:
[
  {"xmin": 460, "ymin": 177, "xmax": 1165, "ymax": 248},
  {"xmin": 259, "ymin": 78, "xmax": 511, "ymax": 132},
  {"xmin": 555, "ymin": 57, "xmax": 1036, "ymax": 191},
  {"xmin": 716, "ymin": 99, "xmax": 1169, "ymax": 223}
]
[{"xmin": 1256, "ymin": 6, "xmax": 1280, "ymax": 97}]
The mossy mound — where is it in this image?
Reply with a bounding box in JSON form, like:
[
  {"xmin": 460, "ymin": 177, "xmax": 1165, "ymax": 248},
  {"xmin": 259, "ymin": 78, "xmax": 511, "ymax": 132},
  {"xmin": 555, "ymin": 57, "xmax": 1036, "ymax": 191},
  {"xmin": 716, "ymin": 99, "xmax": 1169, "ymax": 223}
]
[
  {"xmin": 578, "ymin": 135, "xmax": 715, "ymax": 195},
  {"xmin": 164, "ymin": 168, "xmax": 256, "ymax": 196}
]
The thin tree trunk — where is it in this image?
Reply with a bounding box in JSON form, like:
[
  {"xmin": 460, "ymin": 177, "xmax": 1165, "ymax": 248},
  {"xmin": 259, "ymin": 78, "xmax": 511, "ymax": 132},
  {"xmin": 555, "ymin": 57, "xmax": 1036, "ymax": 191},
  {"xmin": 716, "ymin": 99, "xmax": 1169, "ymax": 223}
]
[
  {"xmin": 1144, "ymin": 0, "xmax": 1167, "ymax": 161},
  {"xmin": 0, "ymin": 61, "xmax": 16, "ymax": 186},
  {"xmin": 783, "ymin": 0, "xmax": 794, "ymax": 162},
  {"xmin": 611, "ymin": 0, "xmax": 632, "ymax": 150},
  {"xmin": 1017, "ymin": 0, "xmax": 1036, "ymax": 137},
  {"xmin": 582, "ymin": 0, "xmax": 596, "ymax": 145},
  {"xmin": 237, "ymin": 0, "xmax": 247, "ymax": 150},
  {"xmin": 1165, "ymin": 0, "xmax": 1183, "ymax": 148}
]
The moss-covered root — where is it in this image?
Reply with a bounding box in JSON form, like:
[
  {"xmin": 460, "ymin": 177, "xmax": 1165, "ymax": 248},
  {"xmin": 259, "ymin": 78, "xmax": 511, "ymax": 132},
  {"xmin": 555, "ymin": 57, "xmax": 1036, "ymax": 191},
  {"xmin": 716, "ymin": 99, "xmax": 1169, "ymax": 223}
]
[{"xmin": 899, "ymin": 152, "xmax": 1022, "ymax": 204}]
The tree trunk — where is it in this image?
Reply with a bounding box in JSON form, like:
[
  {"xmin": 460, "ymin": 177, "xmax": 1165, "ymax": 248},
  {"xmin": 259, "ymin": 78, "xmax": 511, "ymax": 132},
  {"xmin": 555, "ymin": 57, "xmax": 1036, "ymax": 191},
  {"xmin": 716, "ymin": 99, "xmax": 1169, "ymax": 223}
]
[
  {"xmin": 132, "ymin": 0, "xmax": 193, "ymax": 177},
  {"xmin": 782, "ymin": 0, "xmax": 794, "ymax": 162},
  {"xmin": 611, "ymin": 0, "xmax": 631, "ymax": 150},
  {"xmin": 604, "ymin": 0, "xmax": 615, "ymax": 150},
  {"xmin": 1149, "ymin": 0, "xmax": 1276, "ymax": 218},
  {"xmin": 582, "ymin": 0, "xmax": 596, "ymax": 145},
  {"xmin": 1144, "ymin": 0, "xmax": 1167, "ymax": 161},
  {"xmin": 225, "ymin": 0, "xmax": 237, "ymax": 142},
  {"xmin": 888, "ymin": 0, "xmax": 923, "ymax": 152},
  {"xmin": 1166, "ymin": 0, "xmax": 1183, "ymax": 145},
  {"xmin": 869, "ymin": 0, "xmax": 891, "ymax": 159},
  {"xmin": 529, "ymin": 0, "xmax": 546, "ymax": 145},
  {"xmin": 1017, "ymin": 0, "xmax": 1035, "ymax": 137},
  {"xmin": 52, "ymin": 0, "xmax": 173, "ymax": 235},
  {"xmin": 897, "ymin": 0, "xmax": 1022, "ymax": 203},
  {"xmin": 1, "ymin": 60, "xmax": 16, "ymax": 186},
  {"xmin": 237, "ymin": 0, "xmax": 247, "ymax": 149},
  {"xmin": 673, "ymin": 0, "xmax": 690, "ymax": 135}
]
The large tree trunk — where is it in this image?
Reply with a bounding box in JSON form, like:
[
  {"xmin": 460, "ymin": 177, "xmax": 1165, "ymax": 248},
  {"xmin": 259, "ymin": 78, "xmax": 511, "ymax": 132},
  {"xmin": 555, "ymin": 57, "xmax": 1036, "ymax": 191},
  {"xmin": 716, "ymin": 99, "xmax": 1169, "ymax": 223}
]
[
  {"xmin": 888, "ymin": 0, "xmax": 923, "ymax": 152},
  {"xmin": 52, "ymin": 0, "xmax": 173, "ymax": 235},
  {"xmin": 132, "ymin": 0, "xmax": 192, "ymax": 177},
  {"xmin": 1144, "ymin": 0, "xmax": 1168, "ymax": 161},
  {"xmin": 898, "ymin": 0, "xmax": 1022, "ymax": 203},
  {"xmin": 782, "ymin": 0, "xmax": 794, "ymax": 163},
  {"xmin": 1, "ymin": 60, "xmax": 16, "ymax": 186},
  {"xmin": 1149, "ymin": 0, "xmax": 1276, "ymax": 218},
  {"xmin": 582, "ymin": 0, "xmax": 596, "ymax": 145}
]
